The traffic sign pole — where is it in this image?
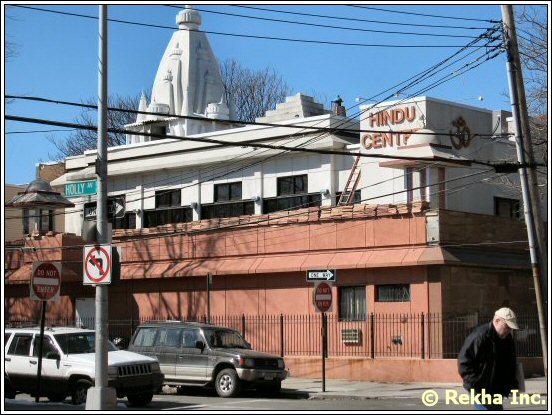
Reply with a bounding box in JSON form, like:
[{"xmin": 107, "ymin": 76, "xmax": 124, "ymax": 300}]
[
  {"xmin": 85, "ymin": 6, "xmax": 117, "ymax": 410},
  {"xmin": 321, "ymin": 312, "xmax": 327, "ymax": 393}
]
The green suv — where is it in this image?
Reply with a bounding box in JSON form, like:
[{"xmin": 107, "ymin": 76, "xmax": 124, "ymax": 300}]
[{"xmin": 127, "ymin": 321, "xmax": 287, "ymax": 397}]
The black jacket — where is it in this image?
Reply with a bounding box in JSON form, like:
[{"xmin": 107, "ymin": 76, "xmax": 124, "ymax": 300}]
[{"xmin": 457, "ymin": 322, "xmax": 518, "ymax": 396}]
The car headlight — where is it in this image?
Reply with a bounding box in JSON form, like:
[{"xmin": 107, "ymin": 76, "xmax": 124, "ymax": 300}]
[
  {"xmin": 239, "ymin": 357, "xmax": 255, "ymax": 368},
  {"xmin": 150, "ymin": 362, "xmax": 161, "ymax": 373},
  {"xmin": 277, "ymin": 359, "xmax": 285, "ymax": 369}
]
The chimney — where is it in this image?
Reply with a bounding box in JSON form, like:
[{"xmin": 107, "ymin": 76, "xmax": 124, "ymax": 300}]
[{"xmin": 332, "ymin": 95, "xmax": 346, "ymax": 117}]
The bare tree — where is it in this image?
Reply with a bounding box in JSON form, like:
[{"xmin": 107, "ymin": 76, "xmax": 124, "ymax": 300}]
[
  {"xmin": 516, "ymin": 5, "xmax": 547, "ymax": 192},
  {"xmin": 48, "ymin": 92, "xmax": 149, "ymax": 158},
  {"xmin": 220, "ymin": 59, "xmax": 292, "ymax": 123},
  {"xmin": 49, "ymin": 58, "xmax": 293, "ymax": 158}
]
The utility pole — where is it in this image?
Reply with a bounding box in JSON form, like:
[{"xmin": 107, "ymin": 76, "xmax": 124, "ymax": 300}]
[
  {"xmin": 85, "ymin": 5, "xmax": 117, "ymax": 410},
  {"xmin": 501, "ymin": 5, "xmax": 547, "ymax": 380},
  {"xmin": 502, "ymin": 6, "xmax": 548, "ymax": 295}
]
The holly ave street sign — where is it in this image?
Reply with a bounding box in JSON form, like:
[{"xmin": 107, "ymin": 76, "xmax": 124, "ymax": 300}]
[
  {"xmin": 31, "ymin": 262, "xmax": 61, "ymax": 302},
  {"xmin": 306, "ymin": 269, "xmax": 337, "ymax": 282},
  {"xmin": 65, "ymin": 180, "xmax": 97, "ymax": 198}
]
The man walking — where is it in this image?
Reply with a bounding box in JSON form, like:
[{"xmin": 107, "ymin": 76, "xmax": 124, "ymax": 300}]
[{"xmin": 458, "ymin": 307, "xmax": 519, "ymax": 410}]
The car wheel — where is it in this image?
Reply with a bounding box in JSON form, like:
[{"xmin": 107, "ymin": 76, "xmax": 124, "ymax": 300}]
[
  {"xmin": 71, "ymin": 379, "xmax": 93, "ymax": 405},
  {"xmin": 127, "ymin": 392, "xmax": 153, "ymax": 407},
  {"xmin": 47, "ymin": 393, "xmax": 67, "ymax": 402},
  {"xmin": 215, "ymin": 368, "xmax": 241, "ymax": 398}
]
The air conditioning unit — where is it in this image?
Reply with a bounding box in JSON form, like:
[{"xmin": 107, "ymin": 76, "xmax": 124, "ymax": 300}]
[{"xmin": 341, "ymin": 328, "xmax": 361, "ymax": 344}]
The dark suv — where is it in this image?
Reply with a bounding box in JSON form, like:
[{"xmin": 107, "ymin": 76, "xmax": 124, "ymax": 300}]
[{"xmin": 127, "ymin": 321, "xmax": 287, "ymax": 397}]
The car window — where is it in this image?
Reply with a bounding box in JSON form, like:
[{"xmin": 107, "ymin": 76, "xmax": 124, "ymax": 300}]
[
  {"xmin": 132, "ymin": 327, "xmax": 158, "ymax": 347},
  {"xmin": 54, "ymin": 332, "xmax": 117, "ymax": 354},
  {"xmin": 157, "ymin": 328, "xmax": 181, "ymax": 347},
  {"xmin": 7, "ymin": 334, "xmax": 33, "ymax": 356},
  {"xmin": 32, "ymin": 336, "xmax": 58, "ymax": 358},
  {"xmin": 181, "ymin": 329, "xmax": 201, "ymax": 348},
  {"xmin": 203, "ymin": 328, "xmax": 248, "ymax": 349}
]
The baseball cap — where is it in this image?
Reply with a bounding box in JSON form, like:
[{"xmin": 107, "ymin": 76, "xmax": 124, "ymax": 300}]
[{"xmin": 494, "ymin": 307, "xmax": 519, "ymax": 330}]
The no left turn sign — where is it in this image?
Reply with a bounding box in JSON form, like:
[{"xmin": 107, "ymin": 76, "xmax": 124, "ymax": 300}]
[{"xmin": 84, "ymin": 245, "xmax": 112, "ymax": 285}]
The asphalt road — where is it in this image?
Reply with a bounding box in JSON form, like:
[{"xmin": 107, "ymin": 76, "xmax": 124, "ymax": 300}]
[{"xmin": 4, "ymin": 387, "xmax": 548, "ymax": 412}]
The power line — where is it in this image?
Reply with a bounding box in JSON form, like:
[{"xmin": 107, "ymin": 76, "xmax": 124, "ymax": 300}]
[
  {"xmin": 5, "ymin": 167, "xmax": 502, "ymax": 247},
  {"xmin": 5, "ymin": 114, "xmax": 506, "ymax": 168},
  {"xmin": 5, "ymin": 123, "xmax": 510, "ymax": 223},
  {"xmin": 5, "ymin": 94, "xmax": 510, "ymax": 139},
  {"xmin": 6, "ymin": 128, "xmax": 76, "ymax": 135},
  {"xmin": 166, "ymin": 5, "xmax": 484, "ymax": 39},
  {"xmin": 348, "ymin": 5, "xmax": 501, "ymax": 24},
  {"xmin": 11, "ymin": 5, "xmax": 502, "ymax": 48},
  {"xmin": 233, "ymin": 5, "xmax": 494, "ymax": 30}
]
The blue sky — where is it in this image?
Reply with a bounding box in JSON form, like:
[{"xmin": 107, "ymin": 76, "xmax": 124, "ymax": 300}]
[{"xmin": 3, "ymin": 2, "xmax": 532, "ymax": 184}]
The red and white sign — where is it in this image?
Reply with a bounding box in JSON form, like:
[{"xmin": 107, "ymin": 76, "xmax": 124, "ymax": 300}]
[
  {"xmin": 31, "ymin": 262, "xmax": 61, "ymax": 302},
  {"xmin": 84, "ymin": 244, "xmax": 112, "ymax": 285},
  {"xmin": 314, "ymin": 282, "xmax": 333, "ymax": 313}
]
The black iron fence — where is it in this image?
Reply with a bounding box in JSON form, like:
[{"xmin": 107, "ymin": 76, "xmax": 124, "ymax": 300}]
[{"xmin": 6, "ymin": 312, "xmax": 542, "ymax": 359}]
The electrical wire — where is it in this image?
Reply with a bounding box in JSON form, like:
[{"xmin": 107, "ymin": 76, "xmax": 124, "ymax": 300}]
[
  {"xmin": 165, "ymin": 5, "xmax": 485, "ymax": 39},
  {"xmin": 4, "ymin": 167, "xmax": 502, "ymax": 249},
  {"xmin": 348, "ymin": 5, "xmax": 501, "ymax": 24},
  {"xmin": 10, "ymin": 5, "xmax": 503, "ymax": 48},
  {"xmin": 5, "ymin": 94, "xmax": 509, "ymax": 139},
  {"xmin": 233, "ymin": 5, "xmax": 494, "ymax": 30}
]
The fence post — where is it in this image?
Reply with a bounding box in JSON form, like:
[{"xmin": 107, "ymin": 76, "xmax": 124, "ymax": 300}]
[
  {"xmin": 421, "ymin": 312, "xmax": 425, "ymax": 359},
  {"xmin": 370, "ymin": 313, "xmax": 375, "ymax": 359},
  {"xmin": 241, "ymin": 314, "xmax": 246, "ymax": 339},
  {"xmin": 280, "ymin": 313, "xmax": 284, "ymax": 357}
]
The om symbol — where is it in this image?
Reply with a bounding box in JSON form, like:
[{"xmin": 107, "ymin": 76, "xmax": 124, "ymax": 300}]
[{"xmin": 449, "ymin": 117, "xmax": 474, "ymax": 149}]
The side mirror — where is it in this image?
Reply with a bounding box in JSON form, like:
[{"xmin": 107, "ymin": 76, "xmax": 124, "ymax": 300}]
[
  {"xmin": 195, "ymin": 340, "xmax": 205, "ymax": 351},
  {"xmin": 245, "ymin": 341, "xmax": 252, "ymax": 350},
  {"xmin": 46, "ymin": 351, "xmax": 60, "ymax": 360}
]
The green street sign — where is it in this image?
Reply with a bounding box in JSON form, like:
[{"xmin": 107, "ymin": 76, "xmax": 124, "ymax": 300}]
[{"xmin": 65, "ymin": 180, "xmax": 97, "ymax": 197}]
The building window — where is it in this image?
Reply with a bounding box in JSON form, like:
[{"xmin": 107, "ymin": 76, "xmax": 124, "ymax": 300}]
[
  {"xmin": 278, "ymin": 174, "xmax": 307, "ymax": 196},
  {"xmin": 215, "ymin": 182, "xmax": 242, "ymax": 202},
  {"xmin": 201, "ymin": 201, "xmax": 254, "ymax": 220},
  {"xmin": 199, "ymin": 181, "xmax": 253, "ymax": 220},
  {"xmin": 494, "ymin": 197, "xmax": 520, "ymax": 219},
  {"xmin": 143, "ymin": 189, "xmax": 193, "ymax": 227},
  {"xmin": 151, "ymin": 125, "xmax": 167, "ymax": 140},
  {"xmin": 339, "ymin": 286, "xmax": 366, "ymax": 321},
  {"xmin": 264, "ymin": 174, "xmax": 322, "ymax": 214},
  {"xmin": 112, "ymin": 212, "xmax": 137, "ymax": 230},
  {"xmin": 335, "ymin": 190, "xmax": 362, "ymax": 205},
  {"xmin": 376, "ymin": 284, "xmax": 411, "ymax": 302},
  {"xmin": 22, "ymin": 208, "xmax": 54, "ymax": 234},
  {"xmin": 40, "ymin": 210, "xmax": 54, "ymax": 233},
  {"xmin": 23, "ymin": 209, "xmax": 30, "ymax": 234},
  {"xmin": 156, "ymin": 189, "xmax": 181, "ymax": 208}
]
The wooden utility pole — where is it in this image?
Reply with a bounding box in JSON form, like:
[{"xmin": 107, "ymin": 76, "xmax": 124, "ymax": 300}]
[{"xmin": 502, "ymin": 5, "xmax": 547, "ymax": 380}]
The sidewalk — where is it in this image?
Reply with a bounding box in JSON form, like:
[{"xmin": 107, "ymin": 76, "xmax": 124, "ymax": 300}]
[{"xmin": 281, "ymin": 375, "xmax": 548, "ymax": 400}]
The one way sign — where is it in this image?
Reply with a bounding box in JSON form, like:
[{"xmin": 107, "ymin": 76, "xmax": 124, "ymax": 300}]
[{"xmin": 306, "ymin": 269, "xmax": 337, "ymax": 282}]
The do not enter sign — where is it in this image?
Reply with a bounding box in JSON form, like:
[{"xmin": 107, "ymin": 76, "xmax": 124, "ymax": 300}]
[
  {"xmin": 314, "ymin": 282, "xmax": 333, "ymax": 313},
  {"xmin": 31, "ymin": 262, "xmax": 61, "ymax": 302}
]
